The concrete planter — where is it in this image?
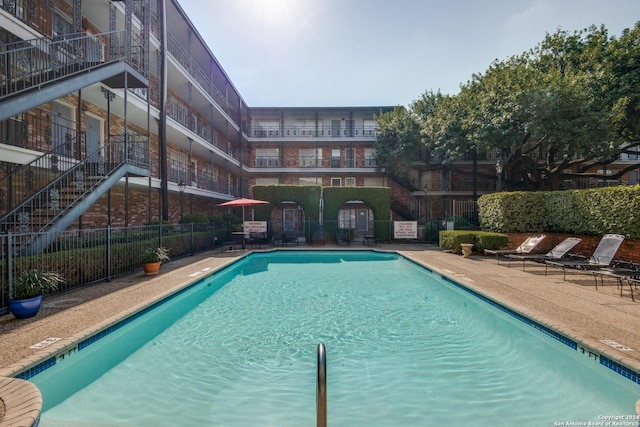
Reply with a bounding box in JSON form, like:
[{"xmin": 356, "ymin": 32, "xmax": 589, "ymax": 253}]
[{"xmin": 460, "ymin": 243, "xmax": 473, "ymax": 258}]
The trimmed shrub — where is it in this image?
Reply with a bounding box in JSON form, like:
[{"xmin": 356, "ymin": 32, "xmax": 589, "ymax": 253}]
[
  {"xmin": 439, "ymin": 230, "xmax": 509, "ymax": 254},
  {"xmin": 478, "ymin": 186, "xmax": 640, "ymax": 239}
]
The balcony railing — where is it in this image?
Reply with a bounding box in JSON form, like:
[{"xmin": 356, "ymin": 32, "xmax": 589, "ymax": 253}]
[
  {"xmin": 251, "ymin": 157, "xmax": 379, "ymax": 169},
  {"xmin": 255, "ymin": 157, "xmax": 280, "ymax": 168},
  {"xmin": 248, "ymin": 126, "xmax": 379, "ymax": 139},
  {"xmin": 0, "ymin": 30, "xmax": 147, "ymax": 101},
  {"xmin": 168, "ymin": 159, "xmax": 230, "ymax": 194},
  {"xmin": 0, "ymin": 110, "xmax": 84, "ymax": 155},
  {"xmin": 166, "ymin": 33, "xmax": 236, "ymax": 122},
  {"xmin": 1, "ymin": 0, "xmax": 49, "ymax": 36}
]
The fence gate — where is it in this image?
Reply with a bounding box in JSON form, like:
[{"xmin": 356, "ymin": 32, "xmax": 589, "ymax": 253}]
[{"xmin": 452, "ymin": 200, "xmax": 478, "ymax": 226}]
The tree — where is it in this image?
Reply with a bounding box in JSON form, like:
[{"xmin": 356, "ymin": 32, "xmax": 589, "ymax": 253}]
[
  {"xmin": 373, "ymin": 105, "xmax": 423, "ymax": 180},
  {"xmin": 423, "ymin": 24, "xmax": 640, "ymax": 190}
]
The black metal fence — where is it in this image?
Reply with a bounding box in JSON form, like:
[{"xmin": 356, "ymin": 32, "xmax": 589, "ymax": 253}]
[{"xmin": 1, "ymin": 219, "xmax": 435, "ymax": 315}]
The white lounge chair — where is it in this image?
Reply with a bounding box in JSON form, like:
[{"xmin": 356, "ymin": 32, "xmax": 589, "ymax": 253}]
[{"xmin": 507, "ymin": 237, "xmax": 582, "ymax": 271}]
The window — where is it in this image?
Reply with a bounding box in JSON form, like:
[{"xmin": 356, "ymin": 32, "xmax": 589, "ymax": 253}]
[
  {"xmin": 191, "ymin": 161, "xmax": 197, "ymax": 186},
  {"xmin": 345, "ymin": 148, "xmax": 355, "ymax": 168},
  {"xmin": 338, "ymin": 209, "xmax": 355, "ymax": 228},
  {"xmin": 295, "ymin": 119, "xmax": 316, "ymax": 137},
  {"xmin": 283, "ymin": 209, "xmax": 295, "ymax": 230},
  {"xmin": 363, "ymin": 119, "xmax": 377, "ymax": 137},
  {"xmin": 331, "ymin": 149, "xmax": 341, "ymax": 168},
  {"xmin": 168, "ymin": 96, "xmax": 189, "ymax": 128},
  {"xmin": 53, "ymin": 10, "xmax": 74, "ymax": 39},
  {"xmin": 345, "ymin": 177, "xmax": 356, "ymax": 187},
  {"xmin": 299, "ymin": 177, "xmax": 319, "ymax": 186},
  {"xmin": 299, "ymin": 148, "xmax": 322, "ymax": 167},
  {"xmin": 331, "ymin": 177, "xmax": 341, "ymax": 186},
  {"xmin": 0, "ymin": 116, "xmax": 27, "ymax": 147},
  {"xmin": 255, "ymin": 120, "xmax": 279, "ymax": 137},
  {"xmin": 364, "ymin": 148, "xmax": 376, "ymax": 167},
  {"xmin": 255, "ymin": 177, "xmax": 279, "ymax": 185},
  {"xmin": 170, "ymin": 151, "xmax": 188, "ymax": 183},
  {"xmin": 51, "ymin": 102, "xmax": 75, "ymax": 157},
  {"xmin": 200, "ymin": 165, "xmax": 215, "ymax": 191},
  {"xmin": 364, "ymin": 177, "xmax": 384, "ymax": 187},
  {"xmin": 255, "ymin": 148, "xmax": 279, "ymax": 167}
]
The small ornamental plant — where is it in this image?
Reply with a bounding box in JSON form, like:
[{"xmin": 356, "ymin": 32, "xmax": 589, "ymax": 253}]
[
  {"xmin": 141, "ymin": 247, "xmax": 171, "ymax": 264},
  {"xmin": 12, "ymin": 269, "xmax": 66, "ymax": 300}
]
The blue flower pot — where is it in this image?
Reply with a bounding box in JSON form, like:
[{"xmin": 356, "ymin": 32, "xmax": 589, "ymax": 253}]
[{"xmin": 8, "ymin": 295, "xmax": 43, "ymax": 319}]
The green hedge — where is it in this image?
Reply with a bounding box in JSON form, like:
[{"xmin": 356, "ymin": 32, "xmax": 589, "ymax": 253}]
[
  {"xmin": 478, "ymin": 186, "xmax": 640, "ymax": 239},
  {"xmin": 439, "ymin": 230, "xmax": 508, "ymax": 254},
  {"xmin": 252, "ymin": 185, "xmax": 392, "ymax": 241},
  {"xmin": 252, "ymin": 185, "xmax": 322, "ymax": 222}
]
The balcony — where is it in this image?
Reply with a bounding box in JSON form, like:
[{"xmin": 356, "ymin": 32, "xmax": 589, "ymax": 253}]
[{"xmin": 248, "ymin": 125, "xmax": 379, "ymax": 139}]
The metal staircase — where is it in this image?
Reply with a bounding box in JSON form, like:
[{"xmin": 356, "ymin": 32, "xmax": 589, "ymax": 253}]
[
  {"xmin": 0, "ymin": 25, "xmax": 151, "ymax": 255},
  {"xmin": 0, "ymin": 30, "xmax": 148, "ymax": 121},
  {"xmin": 0, "ymin": 134, "xmax": 150, "ymax": 255}
]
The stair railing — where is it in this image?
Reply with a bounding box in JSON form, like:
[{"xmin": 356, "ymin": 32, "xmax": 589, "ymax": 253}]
[
  {"xmin": 0, "ymin": 29, "xmax": 147, "ymax": 102},
  {"xmin": 0, "ymin": 111, "xmax": 84, "ymax": 219},
  {"xmin": 0, "ymin": 134, "xmax": 149, "ymax": 237}
]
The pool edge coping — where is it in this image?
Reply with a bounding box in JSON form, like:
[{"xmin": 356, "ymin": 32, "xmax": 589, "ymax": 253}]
[
  {"xmin": 401, "ymin": 253, "xmax": 640, "ymax": 383},
  {"xmin": 2, "ymin": 248, "xmax": 640, "ymax": 425}
]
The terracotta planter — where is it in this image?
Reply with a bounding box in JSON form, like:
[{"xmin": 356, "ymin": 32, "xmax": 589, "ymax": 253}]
[
  {"xmin": 8, "ymin": 295, "xmax": 43, "ymax": 319},
  {"xmin": 142, "ymin": 261, "xmax": 161, "ymax": 275}
]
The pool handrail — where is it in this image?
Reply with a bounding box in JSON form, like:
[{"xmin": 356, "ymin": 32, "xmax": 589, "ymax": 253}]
[{"xmin": 317, "ymin": 342, "xmax": 327, "ymax": 427}]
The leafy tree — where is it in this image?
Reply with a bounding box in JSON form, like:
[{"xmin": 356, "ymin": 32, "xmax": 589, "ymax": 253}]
[
  {"xmin": 605, "ymin": 22, "xmax": 640, "ymax": 165},
  {"xmin": 376, "ymin": 22, "xmax": 640, "ymax": 191},
  {"xmin": 373, "ymin": 105, "xmax": 423, "ymax": 180}
]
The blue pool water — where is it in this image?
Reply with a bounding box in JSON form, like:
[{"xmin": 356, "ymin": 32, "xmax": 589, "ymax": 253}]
[{"xmin": 30, "ymin": 251, "xmax": 639, "ymax": 426}]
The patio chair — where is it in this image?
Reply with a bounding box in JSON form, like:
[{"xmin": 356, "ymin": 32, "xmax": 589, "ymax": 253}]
[
  {"xmin": 544, "ymin": 233, "xmax": 625, "ymax": 280},
  {"xmin": 336, "ymin": 229, "xmax": 351, "ymax": 246},
  {"xmin": 283, "ymin": 229, "xmax": 299, "ymax": 246},
  {"xmin": 506, "ymin": 237, "xmax": 582, "ymax": 271},
  {"xmin": 484, "ymin": 234, "xmax": 546, "ymax": 264}
]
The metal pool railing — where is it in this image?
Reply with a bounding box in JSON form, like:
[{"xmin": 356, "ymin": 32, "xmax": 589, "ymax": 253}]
[{"xmin": 317, "ymin": 342, "xmax": 327, "ymax": 427}]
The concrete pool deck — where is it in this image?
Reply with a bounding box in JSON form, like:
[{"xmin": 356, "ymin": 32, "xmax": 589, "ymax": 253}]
[{"xmin": 1, "ymin": 244, "xmax": 640, "ymax": 425}]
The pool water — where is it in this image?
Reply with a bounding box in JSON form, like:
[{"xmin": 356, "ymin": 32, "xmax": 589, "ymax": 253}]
[{"xmin": 32, "ymin": 251, "xmax": 640, "ymax": 426}]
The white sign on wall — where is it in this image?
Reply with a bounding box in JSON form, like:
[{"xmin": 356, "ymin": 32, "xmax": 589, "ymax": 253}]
[
  {"xmin": 393, "ymin": 221, "xmax": 417, "ymax": 239},
  {"xmin": 243, "ymin": 221, "xmax": 267, "ymax": 233}
]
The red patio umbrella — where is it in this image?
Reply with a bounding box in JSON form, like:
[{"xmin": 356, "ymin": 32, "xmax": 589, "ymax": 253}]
[{"xmin": 217, "ymin": 198, "xmax": 268, "ymax": 222}]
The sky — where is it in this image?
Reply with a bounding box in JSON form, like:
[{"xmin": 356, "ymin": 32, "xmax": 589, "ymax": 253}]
[{"xmin": 177, "ymin": 0, "xmax": 639, "ymax": 108}]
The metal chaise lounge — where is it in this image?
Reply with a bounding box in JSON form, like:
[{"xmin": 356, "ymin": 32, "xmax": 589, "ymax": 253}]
[
  {"xmin": 484, "ymin": 234, "xmax": 546, "ymax": 264},
  {"xmin": 589, "ymin": 258, "xmax": 640, "ymax": 300},
  {"xmin": 544, "ymin": 233, "xmax": 625, "ymax": 280},
  {"xmin": 506, "ymin": 237, "xmax": 582, "ymax": 271}
]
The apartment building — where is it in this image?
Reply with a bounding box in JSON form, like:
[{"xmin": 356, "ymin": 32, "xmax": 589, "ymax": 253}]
[
  {"xmin": 0, "ymin": 0, "xmax": 406, "ymax": 240},
  {"xmin": 1, "ymin": 0, "xmax": 637, "ymax": 244},
  {"xmin": 247, "ymin": 107, "xmax": 390, "ymax": 188}
]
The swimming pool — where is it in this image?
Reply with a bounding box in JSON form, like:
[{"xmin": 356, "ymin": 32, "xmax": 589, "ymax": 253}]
[{"xmin": 29, "ymin": 251, "xmax": 640, "ymax": 426}]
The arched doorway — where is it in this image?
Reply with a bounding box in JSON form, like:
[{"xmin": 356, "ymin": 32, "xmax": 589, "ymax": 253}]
[
  {"xmin": 271, "ymin": 201, "xmax": 306, "ymax": 243},
  {"xmin": 338, "ymin": 200, "xmax": 374, "ymax": 243}
]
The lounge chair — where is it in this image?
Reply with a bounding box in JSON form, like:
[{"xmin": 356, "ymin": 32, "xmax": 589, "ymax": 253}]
[
  {"xmin": 590, "ymin": 267, "xmax": 639, "ymax": 300},
  {"xmin": 484, "ymin": 234, "xmax": 546, "ymax": 264},
  {"xmin": 506, "ymin": 237, "xmax": 582, "ymax": 271},
  {"xmin": 544, "ymin": 233, "xmax": 625, "ymax": 280}
]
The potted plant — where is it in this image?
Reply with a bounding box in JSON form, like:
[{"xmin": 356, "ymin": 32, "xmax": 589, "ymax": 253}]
[
  {"xmin": 9, "ymin": 269, "xmax": 66, "ymax": 319},
  {"xmin": 141, "ymin": 247, "xmax": 170, "ymax": 275}
]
